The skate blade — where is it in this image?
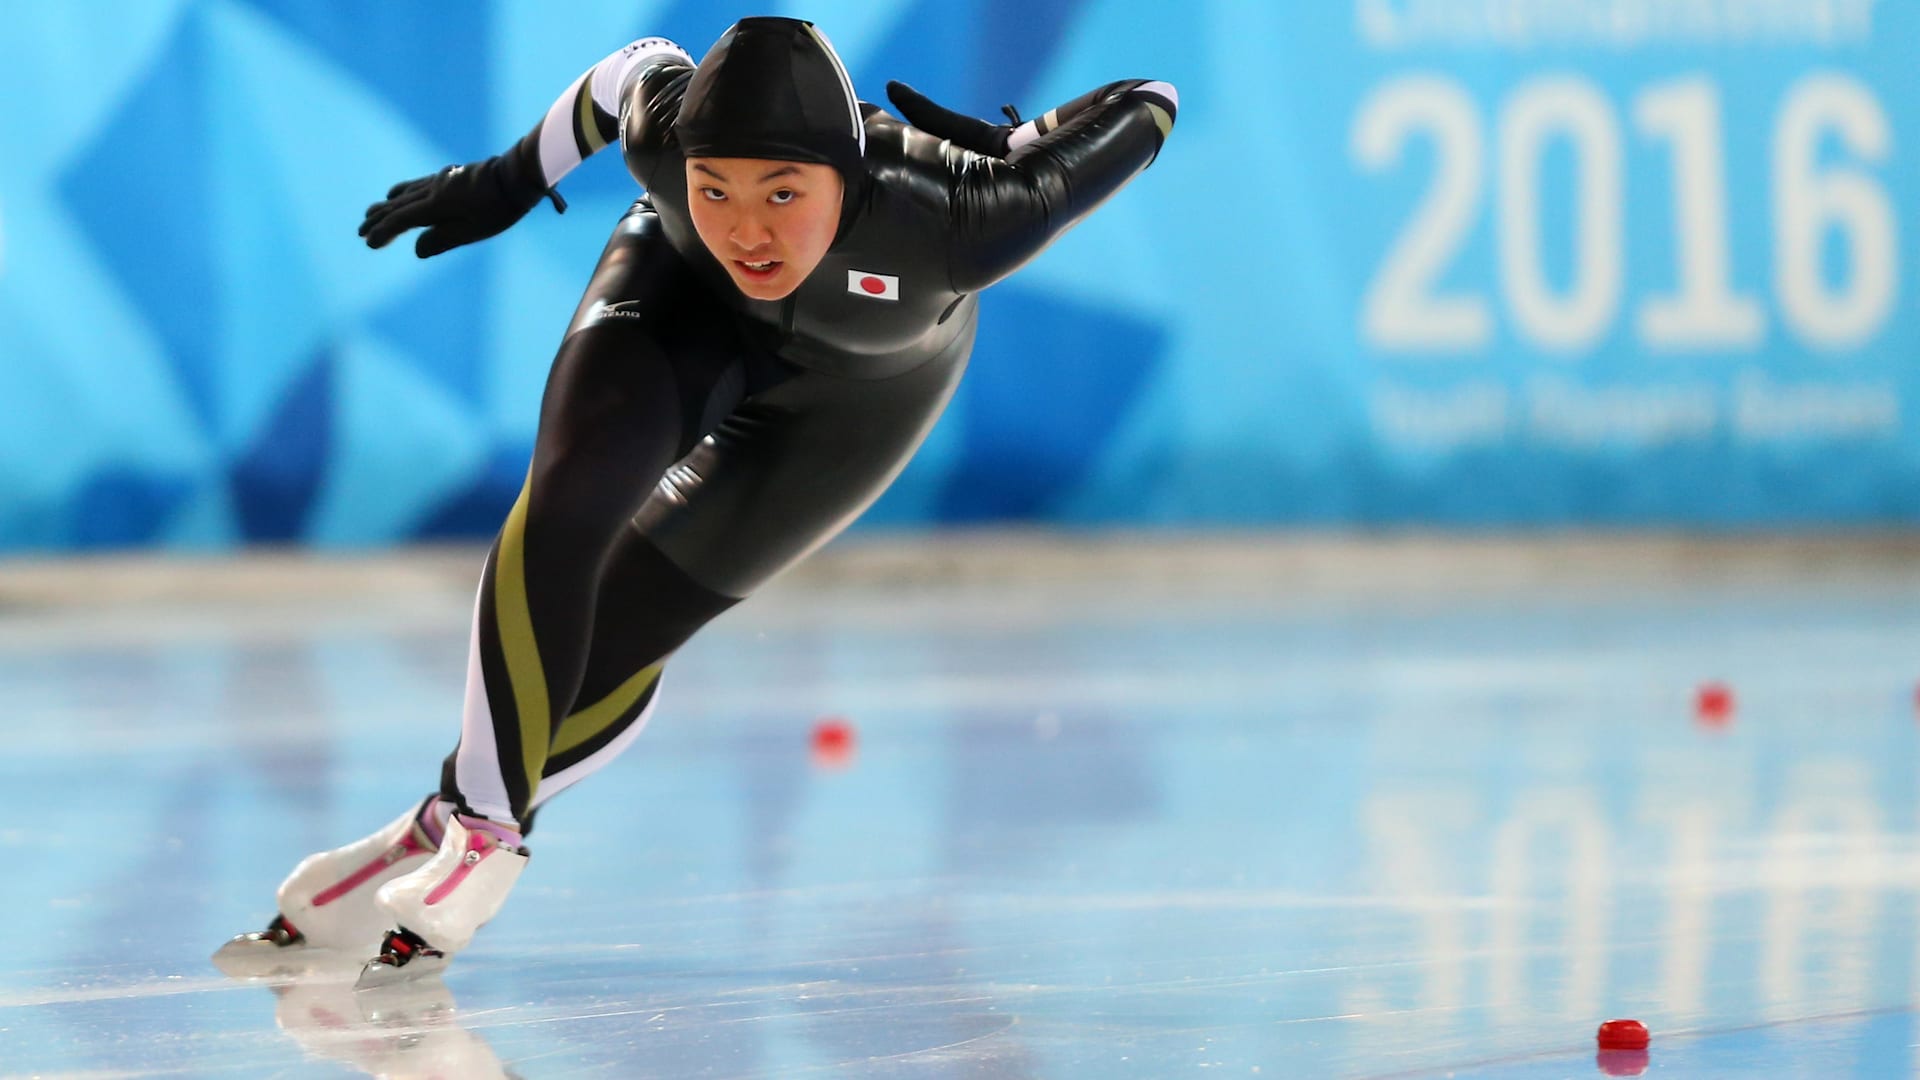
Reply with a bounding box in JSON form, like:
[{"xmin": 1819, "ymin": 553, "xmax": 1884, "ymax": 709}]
[
  {"xmin": 355, "ymin": 953, "xmax": 448, "ymax": 990},
  {"xmin": 213, "ymin": 936, "xmax": 367, "ymax": 980},
  {"xmin": 212, "ymin": 932, "xmax": 314, "ymax": 978}
]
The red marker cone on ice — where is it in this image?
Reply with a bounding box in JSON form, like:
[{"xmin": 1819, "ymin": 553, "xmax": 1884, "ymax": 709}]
[
  {"xmin": 1597, "ymin": 1018, "xmax": 1649, "ymax": 1049},
  {"xmin": 810, "ymin": 716, "xmax": 855, "ymax": 768},
  {"xmin": 1595, "ymin": 1019, "xmax": 1650, "ymax": 1075},
  {"xmin": 1694, "ymin": 682, "xmax": 1733, "ymax": 728}
]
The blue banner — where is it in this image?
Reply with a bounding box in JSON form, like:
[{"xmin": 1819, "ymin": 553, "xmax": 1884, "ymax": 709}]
[{"xmin": 3, "ymin": 1, "xmax": 1918, "ymax": 549}]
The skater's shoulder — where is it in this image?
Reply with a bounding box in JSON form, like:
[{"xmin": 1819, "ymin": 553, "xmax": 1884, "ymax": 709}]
[
  {"xmin": 856, "ymin": 105, "xmax": 963, "ymax": 216},
  {"xmin": 618, "ymin": 61, "xmax": 696, "ymax": 187}
]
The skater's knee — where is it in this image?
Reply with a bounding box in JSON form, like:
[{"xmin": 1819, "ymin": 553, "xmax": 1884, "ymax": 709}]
[
  {"xmin": 515, "ymin": 486, "xmax": 630, "ymax": 567},
  {"xmin": 526, "ymin": 446, "xmax": 606, "ymax": 511}
]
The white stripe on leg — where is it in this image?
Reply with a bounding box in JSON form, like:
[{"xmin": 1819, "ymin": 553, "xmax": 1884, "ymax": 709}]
[
  {"xmin": 527, "ymin": 675, "xmax": 664, "ymax": 811},
  {"xmin": 453, "ymin": 581, "xmax": 517, "ymax": 824}
]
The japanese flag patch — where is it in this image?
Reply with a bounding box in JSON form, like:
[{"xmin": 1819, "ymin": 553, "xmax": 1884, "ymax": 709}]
[{"xmin": 847, "ymin": 270, "xmax": 899, "ymax": 301}]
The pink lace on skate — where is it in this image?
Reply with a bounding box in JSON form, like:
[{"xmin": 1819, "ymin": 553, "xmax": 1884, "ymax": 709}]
[
  {"xmin": 310, "ymin": 830, "xmax": 431, "ymax": 908},
  {"xmin": 423, "ymin": 828, "xmax": 508, "ymax": 906}
]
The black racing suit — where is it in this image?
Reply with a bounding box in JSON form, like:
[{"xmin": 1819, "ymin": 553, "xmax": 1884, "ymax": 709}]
[{"xmin": 443, "ymin": 45, "xmax": 1179, "ymax": 828}]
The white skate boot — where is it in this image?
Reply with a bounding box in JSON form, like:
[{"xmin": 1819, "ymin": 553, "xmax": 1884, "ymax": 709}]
[
  {"xmin": 355, "ymin": 815, "xmax": 528, "ymax": 988},
  {"xmin": 214, "ymin": 797, "xmax": 440, "ymax": 976}
]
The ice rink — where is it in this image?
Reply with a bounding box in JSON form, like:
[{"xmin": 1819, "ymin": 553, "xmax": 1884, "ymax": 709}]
[{"xmin": 3, "ymin": 533, "xmax": 1919, "ymax": 1078}]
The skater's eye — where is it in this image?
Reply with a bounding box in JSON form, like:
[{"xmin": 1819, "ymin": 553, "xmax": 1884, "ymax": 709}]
[
  {"xmin": 768, "ymin": 189, "xmax": 796, "ymax": 205},
  {"xmin": 698, "ymin": 187, "xmax": 727, "ymax": 201}
]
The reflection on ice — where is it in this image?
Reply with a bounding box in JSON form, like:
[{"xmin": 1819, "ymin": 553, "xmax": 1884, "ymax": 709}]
[{"xmin": 267, "ymin": 972, "xmax": 508, "ymax": 1080}]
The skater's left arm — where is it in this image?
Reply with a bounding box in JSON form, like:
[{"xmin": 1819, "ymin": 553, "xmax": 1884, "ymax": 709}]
[{"xmin": 887, "ymin": 78, "xmax": 1179, "ymax": 293}]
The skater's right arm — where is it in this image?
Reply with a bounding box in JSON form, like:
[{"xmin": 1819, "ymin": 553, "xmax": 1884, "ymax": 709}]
[
  {"xmin": 359, "ymin": 37, "xmax": 693, "ymax": 259},
  {"xmin": 524, "ymin": 37, "xmax": 694, "ymax": 189}
]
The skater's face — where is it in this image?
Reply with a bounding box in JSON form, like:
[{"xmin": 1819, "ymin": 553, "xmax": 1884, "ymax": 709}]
[{"xmin": 685, "ymin": 157, "xmax": 844, "ymax": 301}]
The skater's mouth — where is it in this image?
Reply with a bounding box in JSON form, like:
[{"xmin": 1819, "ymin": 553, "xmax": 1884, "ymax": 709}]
[{"xmin": 734, "ymin": 259, "xmax": 783, "ymax": 282}]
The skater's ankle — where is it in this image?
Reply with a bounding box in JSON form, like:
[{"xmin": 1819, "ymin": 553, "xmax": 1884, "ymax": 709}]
[
  {"xmin": 453, "ymin": 812, "xmax": 523, "ymax": 849},
  {"xmin": 416, "ymin": 795, "xmax": 454, "ymax": 847}
]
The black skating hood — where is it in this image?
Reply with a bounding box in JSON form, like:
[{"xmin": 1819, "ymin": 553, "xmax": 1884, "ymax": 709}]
[{"xmin": 675, "ymin": 17, "xmax": 865, "ymax": 184}]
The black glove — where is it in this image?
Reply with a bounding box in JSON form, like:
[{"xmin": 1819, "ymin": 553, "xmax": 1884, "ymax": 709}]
[
  {"xmin": 358, "ymin": 143, "xmax": 562, "ymax": 259},
  {"xmin": 886, "ymin": 81, "xmax": 1018, "ymax": 157}
]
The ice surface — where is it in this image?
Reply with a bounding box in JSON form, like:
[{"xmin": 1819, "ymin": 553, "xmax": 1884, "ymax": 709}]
[{"xmin": 2, "ymin": 536, "xmax": 1919, "ymax": 1077}]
